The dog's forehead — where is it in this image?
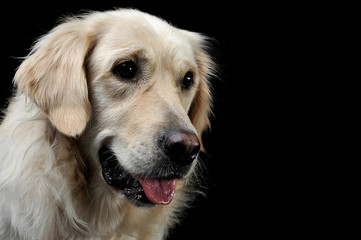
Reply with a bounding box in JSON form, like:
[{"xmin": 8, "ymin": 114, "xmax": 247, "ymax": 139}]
[
  {"xmin": 95, "ymin": 12, "xmax": 197, "ymax": 68},
  {"xmin": 108, "ymin": 11, "xmax": 186, "ymax": 43}
]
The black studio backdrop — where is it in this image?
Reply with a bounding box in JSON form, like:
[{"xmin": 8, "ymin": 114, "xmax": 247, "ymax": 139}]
[{"xmin": 0, "ymin": 1, "xmax": 309, "ymax": 239}]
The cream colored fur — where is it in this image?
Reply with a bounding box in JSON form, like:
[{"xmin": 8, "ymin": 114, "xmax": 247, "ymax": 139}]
[{"xmin": 0, "ymin": 9, "xmax": 214, "ymax": 240}]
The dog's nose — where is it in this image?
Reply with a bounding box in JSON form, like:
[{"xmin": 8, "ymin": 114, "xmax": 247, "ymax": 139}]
[{"xmin": 162, "ymin": 130, "xmax": 200, "ymax": 164}]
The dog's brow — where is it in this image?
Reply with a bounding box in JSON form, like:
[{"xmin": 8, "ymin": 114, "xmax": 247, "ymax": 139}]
[{"xmin": 107, "ymin": 48, "xmax": 145, "ymax": 70}]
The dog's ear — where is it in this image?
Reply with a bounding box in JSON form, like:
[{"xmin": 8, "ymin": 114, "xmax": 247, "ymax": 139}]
[
  {"xmin": 14, "ymin": 19, "xmax": 95, "ymax": 137},
  {"xmin": 188, "ymin": 36, "xmax": 216, "ymax": 148}
]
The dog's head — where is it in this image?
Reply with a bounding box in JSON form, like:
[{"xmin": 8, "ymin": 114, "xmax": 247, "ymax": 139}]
[{"xmin": 14, "ymin": 9, "xmax": 214, "ymax": 207}]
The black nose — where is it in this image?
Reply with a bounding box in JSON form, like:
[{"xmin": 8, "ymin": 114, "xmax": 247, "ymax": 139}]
[{"xmin": 161, "ymin": 130, "xmax": 201, "ymax": 164}]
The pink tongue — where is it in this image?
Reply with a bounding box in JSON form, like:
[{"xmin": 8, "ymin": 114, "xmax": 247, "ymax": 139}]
[{"xmin": 138, "ymin": 178, "xmax": 176, "ymax": 205}]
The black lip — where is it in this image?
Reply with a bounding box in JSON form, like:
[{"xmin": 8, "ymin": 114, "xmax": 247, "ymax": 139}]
[{"xmin": 98, "ymin": 146, "xmax": 154, "ymax": 207}]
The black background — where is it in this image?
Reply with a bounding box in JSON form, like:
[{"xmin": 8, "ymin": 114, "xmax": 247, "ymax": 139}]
[{"xmin": 0, "ymin": 1, "xmax": 316, "ymax": 239}]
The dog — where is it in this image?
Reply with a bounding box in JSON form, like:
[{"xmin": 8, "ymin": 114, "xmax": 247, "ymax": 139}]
[{"xmin": 0, "ymin": 9, "xmax": 214, "ymax": 240}]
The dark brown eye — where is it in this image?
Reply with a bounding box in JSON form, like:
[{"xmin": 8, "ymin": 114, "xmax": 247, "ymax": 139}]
[
  {"xmin": 112, "ymin": 61, "xmax": 137, "ymax": 80},
  {"xmin": 182, "ymin": 72, "xmax": 194, "ymax": 89}
]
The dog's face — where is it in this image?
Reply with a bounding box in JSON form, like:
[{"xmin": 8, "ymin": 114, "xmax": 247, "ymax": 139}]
[{"xmin": 14, "ymin": 10, "xmax": 214, "ymax": 207}]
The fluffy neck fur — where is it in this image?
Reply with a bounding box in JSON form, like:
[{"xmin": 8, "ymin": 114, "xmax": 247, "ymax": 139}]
[{"xmin": 0, "ymin": 95, "xmax": 186, "ymax": 240}]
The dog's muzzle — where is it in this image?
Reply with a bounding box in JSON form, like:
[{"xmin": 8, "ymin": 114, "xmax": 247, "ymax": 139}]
[{"xmin": 98, "ymin": 130, "xmax": 200, "ymax": 207}]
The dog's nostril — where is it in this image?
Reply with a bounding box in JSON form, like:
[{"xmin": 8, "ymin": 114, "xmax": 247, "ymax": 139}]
[{"xmin": 163, "ymin": 130, "xmax": 200, "ymax": 164}]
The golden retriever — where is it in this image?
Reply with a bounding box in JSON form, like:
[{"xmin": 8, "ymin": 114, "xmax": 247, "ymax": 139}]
[{"xmin": 0, "ymin": 9, "xmax": 214, "ymax": 240}]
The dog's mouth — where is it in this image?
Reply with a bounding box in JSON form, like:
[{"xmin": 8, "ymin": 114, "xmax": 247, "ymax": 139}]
[{"xmin": 98, "ymin": 146, "xmax": 177, "ymax": 207}]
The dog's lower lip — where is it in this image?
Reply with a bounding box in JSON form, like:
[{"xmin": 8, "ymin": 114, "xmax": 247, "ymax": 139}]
[
  {"xmin": 98, "ymin": 146, "xmax": 186, "ymax": 206},
  {"xmin": 98, "ymin": 146, "xmax": 154, "ymax": 207}
]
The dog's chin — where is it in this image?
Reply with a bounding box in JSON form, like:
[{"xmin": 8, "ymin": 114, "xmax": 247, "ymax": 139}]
[{"xmin": 98, "ymin": 146, "xmax": 190, "ymax": 208}]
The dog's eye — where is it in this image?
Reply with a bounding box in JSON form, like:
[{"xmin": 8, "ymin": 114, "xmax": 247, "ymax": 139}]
[
  {"xmin": 182, "ymin": 72, "xmax": 194, "ymax": 89},
  {"xmin": 112, "ymin": 61, "xmax": 138, "ymax": 80}
]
